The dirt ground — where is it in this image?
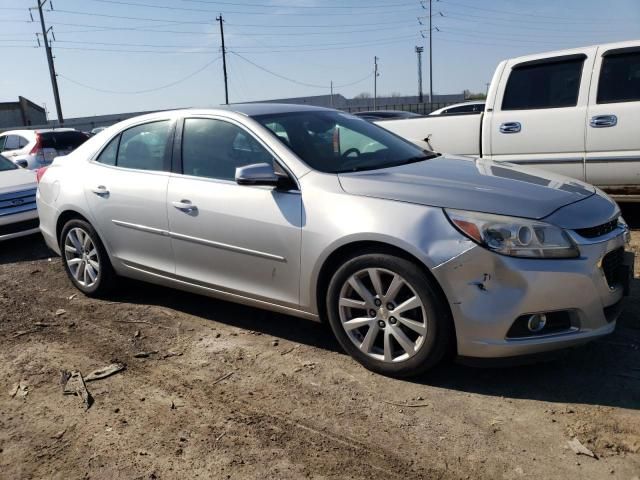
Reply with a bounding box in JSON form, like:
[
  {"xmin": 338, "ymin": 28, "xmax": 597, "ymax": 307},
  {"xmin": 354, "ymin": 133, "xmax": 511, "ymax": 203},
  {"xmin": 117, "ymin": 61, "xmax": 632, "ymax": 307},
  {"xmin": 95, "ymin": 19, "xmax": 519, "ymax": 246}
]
[{"xmin": 1, "ymin": 209, "xmax": 639, "ymax": 480}]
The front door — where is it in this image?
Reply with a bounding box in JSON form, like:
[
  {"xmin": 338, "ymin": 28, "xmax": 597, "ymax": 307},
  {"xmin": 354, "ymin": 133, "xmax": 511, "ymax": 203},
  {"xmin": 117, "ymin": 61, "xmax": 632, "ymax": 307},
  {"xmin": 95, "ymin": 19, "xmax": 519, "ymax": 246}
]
[
  {"xmin": 84, "ymin": 119, "xmax": 175, "ymax": 274},
  {"xmin": 167, "ymin": 116, "xmax": 302, "ymax": 307},
  {"xmin": 487, "ymin": 49, "xmax": 596, "ymax": 180}
]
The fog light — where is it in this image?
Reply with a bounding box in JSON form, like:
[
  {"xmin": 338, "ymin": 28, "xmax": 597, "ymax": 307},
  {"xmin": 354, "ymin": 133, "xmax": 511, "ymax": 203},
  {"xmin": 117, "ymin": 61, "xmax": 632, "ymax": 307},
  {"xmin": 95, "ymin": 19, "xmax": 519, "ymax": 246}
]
[{"xmin": 527, "ymin": 314, "xmax": 547, "ymax": 333}]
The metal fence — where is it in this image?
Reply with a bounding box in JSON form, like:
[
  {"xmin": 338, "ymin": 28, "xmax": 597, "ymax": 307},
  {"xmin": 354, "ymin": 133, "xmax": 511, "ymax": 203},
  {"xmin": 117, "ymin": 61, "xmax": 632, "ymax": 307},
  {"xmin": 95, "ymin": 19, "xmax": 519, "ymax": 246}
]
[{"xmin": 342, "ymin": 102, "xmax": 458, "ymax": 115}]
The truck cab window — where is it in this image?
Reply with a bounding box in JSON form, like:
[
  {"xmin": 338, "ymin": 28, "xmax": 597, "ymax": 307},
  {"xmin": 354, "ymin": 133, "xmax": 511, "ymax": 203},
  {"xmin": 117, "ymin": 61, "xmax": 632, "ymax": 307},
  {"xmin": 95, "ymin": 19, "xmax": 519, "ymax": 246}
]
[
  {"xmin": 597, "ymin": 51, "xmax": 640, "ymax": 103},
  {"xmin": 502, "ymin": 58, "xmax": 584, "ymax": 110}
]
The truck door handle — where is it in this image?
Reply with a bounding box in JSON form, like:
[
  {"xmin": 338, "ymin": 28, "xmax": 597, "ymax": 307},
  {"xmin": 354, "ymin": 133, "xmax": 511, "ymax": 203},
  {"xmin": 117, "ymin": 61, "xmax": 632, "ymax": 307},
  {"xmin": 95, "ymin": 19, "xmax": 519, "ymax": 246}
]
[
  {"xmin": 92, "ymin": 185, "xmax": 109, "ymax": 196},
  {"xmin": 500, "ymin": 122, "xmax": 521, "ymax": 134},
  {"xmin": 172, "ymin": 200, "xmax": 197, "ymax": 212},
  {"xmin": 590, "ymin": 115, "xmax": 617, "ymax": 128}
]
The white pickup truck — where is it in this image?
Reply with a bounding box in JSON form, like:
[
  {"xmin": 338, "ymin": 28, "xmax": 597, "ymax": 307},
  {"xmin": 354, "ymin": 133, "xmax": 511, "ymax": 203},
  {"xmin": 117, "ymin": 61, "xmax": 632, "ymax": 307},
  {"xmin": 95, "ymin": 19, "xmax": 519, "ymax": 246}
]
[{"xmin": 378, "ymin": 40, "xmax": 640, "ymax": 199}]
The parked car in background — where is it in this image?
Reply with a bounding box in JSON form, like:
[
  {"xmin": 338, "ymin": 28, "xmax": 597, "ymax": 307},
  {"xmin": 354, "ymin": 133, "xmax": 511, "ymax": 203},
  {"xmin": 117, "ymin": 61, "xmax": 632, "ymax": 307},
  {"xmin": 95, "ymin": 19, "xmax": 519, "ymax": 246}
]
[
  {"xmin": 0, "ymin": 129, "xmax": 89, "ymax": 170},
  {"xmin": 38, "ymin": 104, "xmax": 632, "ymax": 377},
  {"xmin": 353, "ymin": 110, "xmax": 423, "ymax": 121},
  {"xmin": 0, "ymin": 153, "xmax": 38, "ymax": 241},
  {"xmin": 378, "ymin": 39, "xmax": 640, "ymax": 200},
  {"xmin": 429, "ymin": 101, "xmax": 485, "ymax": 116}
]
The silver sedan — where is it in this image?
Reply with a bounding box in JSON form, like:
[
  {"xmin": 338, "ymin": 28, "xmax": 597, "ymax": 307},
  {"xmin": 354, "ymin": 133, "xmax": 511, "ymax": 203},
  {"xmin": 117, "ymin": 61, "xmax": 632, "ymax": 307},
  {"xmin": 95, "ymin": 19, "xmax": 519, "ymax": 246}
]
[{"xmin": 36, "ymin": 104, "xmax": 633, "ymax": 377}]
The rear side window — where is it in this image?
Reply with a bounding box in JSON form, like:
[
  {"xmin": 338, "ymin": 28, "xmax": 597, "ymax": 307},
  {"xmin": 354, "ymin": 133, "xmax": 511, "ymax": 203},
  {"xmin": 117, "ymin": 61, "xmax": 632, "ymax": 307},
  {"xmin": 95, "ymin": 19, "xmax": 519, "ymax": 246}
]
[
  {"xmin": 117, "ymin": 121, "xmax": 171, "ymax": 171},
  {"xmin": 17, "ymin": 136, "xmax": 29, "ymax": 148},
  {"xmin": 40, "ymin": 131, "xmax": 88, "ymax": 151},
  {"xmin": 3, "ymin": 135, "xmax": 20, "ymax": 151},
  {"xmin": 597, "ymin": 51, "xmax": 640, "ymax": 103},
  {"xmin": 502, "ymin": 58, "xmax": 584, "ymax": 110},
  {"xmin": 96, "ymin": 136, "xmax": 119, "ymax": 166},
  {"xmin": 182, "ymin": 118, "xmax": 275, "ymax": 181}
]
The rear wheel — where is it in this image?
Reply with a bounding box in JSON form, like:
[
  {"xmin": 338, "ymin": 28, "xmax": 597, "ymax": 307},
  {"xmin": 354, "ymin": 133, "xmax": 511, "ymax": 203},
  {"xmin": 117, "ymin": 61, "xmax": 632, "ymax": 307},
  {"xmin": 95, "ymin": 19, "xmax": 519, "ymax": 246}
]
[
  {"xmin": 326, "ymin": 253, "xmax": 452, "ymax": 377},
  {"xmin": 60, "ymin": 219, "xmax": 115, "ymax": 297}
]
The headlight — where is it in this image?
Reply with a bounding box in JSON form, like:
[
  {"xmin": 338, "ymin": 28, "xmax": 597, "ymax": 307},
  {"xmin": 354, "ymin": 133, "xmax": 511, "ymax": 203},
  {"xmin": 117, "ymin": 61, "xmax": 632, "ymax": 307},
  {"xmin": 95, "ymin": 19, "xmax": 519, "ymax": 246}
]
[{"xmin": 445, "ymin": 209, "xmax": 579, "ymax": 258}]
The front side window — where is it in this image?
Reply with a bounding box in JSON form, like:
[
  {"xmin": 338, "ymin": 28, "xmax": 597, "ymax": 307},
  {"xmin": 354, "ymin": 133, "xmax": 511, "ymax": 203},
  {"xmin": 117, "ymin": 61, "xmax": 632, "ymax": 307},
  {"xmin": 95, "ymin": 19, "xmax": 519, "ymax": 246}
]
[
  {"xmin": 598, "ymin": 51, "xmax": 640, "ymax": 103},
  {"xmin": 254, "ymin": 110, "xmax": 435, "ymax": 173},
  {"xmin": 502, "ymin": 58, "xmax": 584, "ymax": 110},
  {"xmin": 0, "ymin": 154, "xmax": 17, "ymax": 171},
  {"xmin": 182, "ymin": 118, "xmax": 275, "ymax": 181},
  {"xmin": 116, "ymin": 121, "xmax": 171, "ymax": 171}
]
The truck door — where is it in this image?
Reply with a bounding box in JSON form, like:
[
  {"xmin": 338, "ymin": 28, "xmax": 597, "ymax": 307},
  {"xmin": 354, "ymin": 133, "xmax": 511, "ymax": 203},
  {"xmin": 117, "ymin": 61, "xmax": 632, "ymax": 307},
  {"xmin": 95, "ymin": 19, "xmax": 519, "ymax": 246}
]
[
  {"xmin": 487, "ymin": 48, "xmax": 596, "ymax": 180},
  {"xmin": 585, "ymin": 44, "xmax": 640, "ymax": 195}
]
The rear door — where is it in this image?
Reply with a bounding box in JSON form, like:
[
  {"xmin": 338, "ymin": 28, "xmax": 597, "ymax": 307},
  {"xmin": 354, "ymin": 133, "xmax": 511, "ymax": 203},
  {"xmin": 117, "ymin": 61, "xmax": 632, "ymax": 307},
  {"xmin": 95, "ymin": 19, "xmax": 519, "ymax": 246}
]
[
  {"xmin": 487, "ymin": 48, "xmax": 596, "ymax": 179},
  {"xmin": 84, "ymin": 119, "xmax": 175, "ymax": 274},
  {"xmin": 585, "ymin": 45, "xmax": 640, "ymax": 192}
]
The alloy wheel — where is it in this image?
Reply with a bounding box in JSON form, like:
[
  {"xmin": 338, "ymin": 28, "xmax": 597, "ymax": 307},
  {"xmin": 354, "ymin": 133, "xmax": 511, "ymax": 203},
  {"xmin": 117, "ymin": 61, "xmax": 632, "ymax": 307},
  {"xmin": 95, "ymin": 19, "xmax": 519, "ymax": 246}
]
[
  {"xmin": 64, "ymin": 227, "xmax": 100, "ymax": 288},
  {"xmin": 338, "ymin": 268, "xmax": 427, "ymax": 363}
]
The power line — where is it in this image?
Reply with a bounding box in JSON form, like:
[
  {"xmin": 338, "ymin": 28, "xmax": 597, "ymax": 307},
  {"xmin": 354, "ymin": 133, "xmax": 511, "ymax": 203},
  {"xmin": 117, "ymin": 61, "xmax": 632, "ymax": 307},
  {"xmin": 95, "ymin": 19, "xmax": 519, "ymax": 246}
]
[
  {"xmin": 440, "ymin": 0, "xmax": 631, "ymax": 23},
  {"xmin": 51, "ymin": 6, "xmax": 417, "ymax": 18},
  {"xmin": 226, "ymin": 20, "xmax": 411, "ymax": 28},
  {"xmin": 52, "ymin": 39, "xmax": 217, "ymax": 49},
  {"xmin": 58, "ymin": 56, "xmax": 221, "ymax": 94},
  {"xmin": 87, "ymin": 0, "xmax": 418, "ymax": 10},
  {"xmin": 226, "ymin": 33, "xmax": 418, "ymax": 50},
  {"xmin": 229, "ymin": 51, "xmax": 372, "ymax": 90}
]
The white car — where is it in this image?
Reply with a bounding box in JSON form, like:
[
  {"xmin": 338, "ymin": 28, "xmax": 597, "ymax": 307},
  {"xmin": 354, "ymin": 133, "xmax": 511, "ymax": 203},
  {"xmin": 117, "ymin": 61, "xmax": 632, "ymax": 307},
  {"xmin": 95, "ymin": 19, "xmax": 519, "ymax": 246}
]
[
  {"xmin": 0, "ymin": 153, "xmax": 38, "ymax": 241},
  {"xmin": 429, "ymin": 101, "xmax": 485, "ymax": 116},
  {"xmin": 0, "ymin": 128, "xmax": 88, "ymax": 170},
  {"xmin": 379, "ymin": 39, "xmax": 640, "ymax": 200}
]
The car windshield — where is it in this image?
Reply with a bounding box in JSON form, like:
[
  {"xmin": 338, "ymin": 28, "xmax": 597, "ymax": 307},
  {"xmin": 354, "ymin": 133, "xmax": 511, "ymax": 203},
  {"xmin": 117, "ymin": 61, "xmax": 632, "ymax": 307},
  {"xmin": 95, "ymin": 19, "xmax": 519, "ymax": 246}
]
[
  {"xmin": 0, "ymin": 154, "xmax": 17, "ymax": 171},
  {"xmin": 253, "ymin": 110, "xmax": 437, "ymax": 173}
]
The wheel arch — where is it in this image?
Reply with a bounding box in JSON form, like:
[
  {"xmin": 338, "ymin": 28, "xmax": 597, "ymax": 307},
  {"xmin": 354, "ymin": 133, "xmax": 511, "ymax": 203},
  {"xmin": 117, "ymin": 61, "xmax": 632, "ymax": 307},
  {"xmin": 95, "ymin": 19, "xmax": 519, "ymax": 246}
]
[
  {"xmin": 56, "ymin": 210, "xmax": 92, "ymax": 247},
  {"xmin": 314, "ymin": 240, "xmax": 456, "ymax": 352}
]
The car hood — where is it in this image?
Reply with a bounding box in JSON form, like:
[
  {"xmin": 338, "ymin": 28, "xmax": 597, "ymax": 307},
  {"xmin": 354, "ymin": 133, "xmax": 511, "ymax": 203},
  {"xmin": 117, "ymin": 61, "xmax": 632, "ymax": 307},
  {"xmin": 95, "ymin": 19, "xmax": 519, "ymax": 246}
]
[
  {"xmin": 0, "ymin": 168, "xmax": 36, "ymax": 194},
  {"xmin": 338, "ymin": 155, "xmax": 597, "ymax": 220}
]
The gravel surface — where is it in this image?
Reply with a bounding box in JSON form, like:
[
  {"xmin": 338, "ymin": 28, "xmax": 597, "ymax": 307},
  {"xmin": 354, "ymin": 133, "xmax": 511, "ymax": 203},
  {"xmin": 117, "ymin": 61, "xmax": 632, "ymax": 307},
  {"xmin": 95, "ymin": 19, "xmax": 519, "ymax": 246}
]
[{"xmin": 1, "ymin": 212, "xmax": 639, "ymax": 479}]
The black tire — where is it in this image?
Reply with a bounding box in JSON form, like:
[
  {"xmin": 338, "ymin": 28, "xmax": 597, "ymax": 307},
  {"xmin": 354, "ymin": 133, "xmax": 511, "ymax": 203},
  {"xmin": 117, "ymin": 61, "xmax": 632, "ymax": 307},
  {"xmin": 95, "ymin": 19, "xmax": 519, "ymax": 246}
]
[
  {"xmin": 59, "ymin": 218, "xmax": 116, "ymax": 297},
  {"xmin": 326, "ymin": 253, "xmax": 452, "ymax": 377}
]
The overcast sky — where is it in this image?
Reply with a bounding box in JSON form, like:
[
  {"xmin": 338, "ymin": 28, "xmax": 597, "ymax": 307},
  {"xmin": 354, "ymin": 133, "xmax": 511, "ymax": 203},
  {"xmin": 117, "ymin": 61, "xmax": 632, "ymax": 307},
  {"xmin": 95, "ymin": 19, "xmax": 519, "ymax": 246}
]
[{"xmin": 1, "ymin": 0, "xmax": 639, "ymax": 119}]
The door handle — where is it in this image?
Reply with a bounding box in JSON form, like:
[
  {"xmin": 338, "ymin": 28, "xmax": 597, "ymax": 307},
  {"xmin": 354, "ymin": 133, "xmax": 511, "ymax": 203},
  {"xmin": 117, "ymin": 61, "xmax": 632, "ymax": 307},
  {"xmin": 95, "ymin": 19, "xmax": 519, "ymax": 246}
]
[
  {"xmin": 172, "ymin": 200, "xmax": 197, "ymax": 212},
  {"xmin": 590, "ymin": 115, "xmax": 617, "ymax": 128},
  {"xmin": 92, "ymin": 185, "xmax": 109, "ymax": 196},
  {"xmin": 500, "ymin": 122, "xmax": 521, "ymax": 134}
]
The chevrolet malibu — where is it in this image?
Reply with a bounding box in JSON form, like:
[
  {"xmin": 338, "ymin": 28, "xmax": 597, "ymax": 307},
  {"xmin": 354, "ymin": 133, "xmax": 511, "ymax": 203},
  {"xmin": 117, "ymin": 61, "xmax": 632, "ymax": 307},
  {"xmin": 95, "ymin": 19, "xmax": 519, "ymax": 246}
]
[{"xmin": 36, "ymin": 104, "xmax": 633, "ymax": 377}]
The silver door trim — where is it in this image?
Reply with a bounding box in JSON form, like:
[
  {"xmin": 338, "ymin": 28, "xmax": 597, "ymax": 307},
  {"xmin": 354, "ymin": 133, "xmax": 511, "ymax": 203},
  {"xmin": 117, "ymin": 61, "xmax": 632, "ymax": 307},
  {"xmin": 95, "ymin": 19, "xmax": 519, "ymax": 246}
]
[
  {"xmin": 585, "ymin": 156, "xmax": 640, "ymax": 164},
  {"xmin": 122, "ymin": 261, "xmax": 317, "ymax": 321},
  {"xmin": 112, "ymin": 219, "xmax": 286, "ymax": 262},
  {"xmin": 169, "ymin": 230, "xmax": 287, "ymax": 262},
  {"xmin": 506, "ymin": 157, "xmax": 584, "ymax": 165},
  {"xmin": 112, "ymin": 219, "xmax": 170, "ymax": 236}
]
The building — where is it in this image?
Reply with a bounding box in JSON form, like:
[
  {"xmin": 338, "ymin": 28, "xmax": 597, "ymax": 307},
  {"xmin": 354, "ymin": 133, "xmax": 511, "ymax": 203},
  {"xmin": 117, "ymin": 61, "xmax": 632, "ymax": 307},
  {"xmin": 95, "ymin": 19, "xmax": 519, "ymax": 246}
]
[
  {"xmin": 244, "ymin": 92, "xmax": 467, "ymax": 113},
  {"xmin": 0, "ymin": 97, "xmax": 47, "ymax": 129}
]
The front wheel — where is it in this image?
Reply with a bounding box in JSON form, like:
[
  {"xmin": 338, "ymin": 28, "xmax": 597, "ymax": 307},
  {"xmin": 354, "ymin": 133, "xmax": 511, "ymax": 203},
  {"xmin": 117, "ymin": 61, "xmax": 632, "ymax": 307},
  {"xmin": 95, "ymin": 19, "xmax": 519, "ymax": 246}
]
[
  {"xmin": 60, "ymin": 219, "xmax": 116, "ymax": 297},
  {"xmin": 326, "ymin": 253, "xmax": 452, "ymax": 377}
]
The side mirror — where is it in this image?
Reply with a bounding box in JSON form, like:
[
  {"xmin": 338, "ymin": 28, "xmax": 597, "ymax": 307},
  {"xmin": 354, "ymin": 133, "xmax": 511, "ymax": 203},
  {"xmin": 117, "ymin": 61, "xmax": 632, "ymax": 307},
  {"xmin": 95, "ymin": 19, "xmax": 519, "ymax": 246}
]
[{"xmin": 235, "ymin": 163, "xmax": 280, "ymax": 187}]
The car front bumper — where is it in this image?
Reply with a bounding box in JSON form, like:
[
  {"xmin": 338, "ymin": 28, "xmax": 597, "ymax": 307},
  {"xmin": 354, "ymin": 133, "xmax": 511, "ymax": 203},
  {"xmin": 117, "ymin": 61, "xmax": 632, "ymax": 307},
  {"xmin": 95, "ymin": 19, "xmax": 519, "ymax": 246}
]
[
  {"xmin": 432, "ymin": 225, "xmax": 631, "ymax": 359},
  {"xmin": 0, "ymin": 208, "xmax": 40, "ymax": 242}
]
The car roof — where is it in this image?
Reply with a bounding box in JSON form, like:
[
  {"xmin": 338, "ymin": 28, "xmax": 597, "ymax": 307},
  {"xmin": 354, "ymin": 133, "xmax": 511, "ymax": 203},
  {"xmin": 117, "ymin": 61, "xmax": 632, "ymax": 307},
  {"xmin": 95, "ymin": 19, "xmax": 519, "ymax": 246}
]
[
  {"xmin": 219, "ymin": 103, "xmax": 334, "ymax": 116},
  {"xmin": 0, "ymin": 128, "xmax": 79, "ymax": 135}
]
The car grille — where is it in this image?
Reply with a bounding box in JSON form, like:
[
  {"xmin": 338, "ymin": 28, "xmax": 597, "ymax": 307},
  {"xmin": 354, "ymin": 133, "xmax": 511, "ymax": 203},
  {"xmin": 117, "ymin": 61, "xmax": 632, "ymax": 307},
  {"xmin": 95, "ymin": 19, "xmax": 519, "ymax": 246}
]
[
  {"xmin": 602, "ymin": 247, "xmax": 625, "ymax": 288},
  {"xmin": 0, "ymin": 218, "xmax": 39, "ymax": 237},
  {"xmin": 574, "ymin": 218, "xmax": 619, "ymax": 239},
  {"xmin": 0, "ymin": 188, "xmax": 37, "ymax": 218}
]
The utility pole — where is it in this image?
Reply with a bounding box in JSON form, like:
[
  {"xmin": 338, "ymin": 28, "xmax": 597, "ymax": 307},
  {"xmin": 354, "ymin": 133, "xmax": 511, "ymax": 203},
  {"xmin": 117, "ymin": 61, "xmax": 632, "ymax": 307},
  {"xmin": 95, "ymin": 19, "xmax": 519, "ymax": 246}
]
[
  {"xmin": 34, "ymin": 1, "xmax": 63, "ymax": 124},
  {"xmin": 216, "ymin": 14, "xmax": 229, "ymax": 105},
  {"xmin": 373, "ymin": 56, "xmax": 379, "ymax": 110},
  {"xmin": 415, "ymin": 46, "xmax": 424, "ymax": 103},
  {"xmin": 428, "ymin": 0, "xmax": 433, "ymax": 112},
  {"xmin": 330, "ymin": 81, "xmax": 334, "ymax": 107}
]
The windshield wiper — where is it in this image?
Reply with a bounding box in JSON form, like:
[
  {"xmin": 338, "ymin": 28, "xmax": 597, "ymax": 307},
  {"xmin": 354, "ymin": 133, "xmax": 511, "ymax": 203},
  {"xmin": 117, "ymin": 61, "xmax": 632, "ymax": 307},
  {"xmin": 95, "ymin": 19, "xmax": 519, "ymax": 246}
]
[{"xmin": 394, "ymin": 153, "xmax": 440, "ymax": 166}]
